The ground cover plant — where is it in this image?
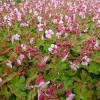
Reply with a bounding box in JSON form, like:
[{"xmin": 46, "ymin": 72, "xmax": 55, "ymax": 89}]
[{"xmin": 0, "ymin": 0, "xmax": 100, "ymax": 100}]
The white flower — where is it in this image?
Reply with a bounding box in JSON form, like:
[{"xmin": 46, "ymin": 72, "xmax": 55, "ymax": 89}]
[
  {"xmin": 11, "ymin": 34, "xmax": 20, "ymax": 44},
  {"xmin": 28, "ymin": 53, "xmax": 31, "ymax": 59},
  {"xmin": 0, "ymin": 78, "xmax": 2, "ymax": 82},
  {"xmin": 69, "ymin": 61, "xmax": 79, "ymax": 70},
  {"xmin": 14, "ymin": 34, "xmax": 20, "ymax": 40},
  {"xmin": 56, "ymin": 32, "xmax": 62, "ymax": 39},
  {"xmin": 82, "ymin": 56, "xmax": 90, "ymax": 66},
  {"xmin": 21, "ymin": 44, "xmax": 26, "ymax": 51},
  {"xmin": 84, "ymin": 28, "xmax": 88, "ymax": 32},
  {"xmin": 7, "ymin": 60, "xmax": 12, "ymax": 68},
  {"xmin": 94, "ymin": 41, "xmax": 98, "ymax": 48},
  {"xmin": 37, "ymin": 16, "xmax": 42, "ymax": 22},
  {"xmin": 37, "ymin": 23, "xmax": 43, "ymax": 31},
  {"xmin": 64, "ymin": 33, "xmax": 68, "ymax": 38},
  {"xmin": 66, "ymin": 93, "xmax": 75, "ymax": 100},
  {"xmin": 17, "ymin": 12, "xmax": 22, "ymax": 22},
  {"xmin": 41, "ymin": 34, "xmax": 44, "ymax": 40},
  {"xmin": 34, "ymin": 11, "xmax": 38, "ymax": 16},
  {"xmin": 52, "ymin": 19, "xmax": 57, "ymax": 24},
  {"xmin": 30, "ymin": 38, "xmax": 33, "ymax": 44},
  {"xmin": 39, "ymin": 81, "xmax": 50, "ymax": 89},
  {"xmin": 20, "ymin": 22, "xmax": 28, "ymax": 27},
  {"xmin": 45, "ymin": 29, "xmax": 54, "ymax": 39},
  {"xmin": 19, "ymin": 54, "xmax": 25, "ymax": 60},
  {"xmin": 48, "ymin": 44, "xmax": 58, "ymax": 54},
  {"xmin": 17, "ymin": 59, "xmax": 21, "ymax": 65}
]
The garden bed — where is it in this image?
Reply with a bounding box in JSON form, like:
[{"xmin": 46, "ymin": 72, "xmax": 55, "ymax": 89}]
[{"xmin": 0, "ymin": 0, "xmax": 100, "ymax": 100}]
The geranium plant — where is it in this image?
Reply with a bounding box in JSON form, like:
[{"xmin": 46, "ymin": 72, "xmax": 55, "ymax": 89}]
[{"xmin": 0, "ymin": 0, "xmax": 100, "ymax": 100}]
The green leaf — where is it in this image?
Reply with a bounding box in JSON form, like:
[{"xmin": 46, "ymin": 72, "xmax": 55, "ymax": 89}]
[
  {"xmin": 95, "ymin": 81, "xmax": 100, "ymax": 99},
  {"xmin": 26, "ymin": 73, "xmax": 37, "ymax": 85},
  {"xmin": 8, "ymin": 76, "xmax": 27, "ymax": 99},
  {"xmin": 0, "ymin": 55, "xmax": 6, "ymax": 61},
  {"xmin": 27, "ymin": 89, "xmax": 36, "ymax": 100},
  {"xmin": 87, "ymin": 62, "xmax": 100, "ymax": 75},
  {"xmin": 35, "ymin": 39, "xmax": 44, "ymax": 47},
  {"xmin": 74, "ymin": 83, "xmax": 93, "ymax": 100},
  {"xmin": 64, "ymin": 79, "xmax": 73, "ymax": 89},
  {"xmin": 48, "ymin": 68, "xmax": 57, "ymax": 79},
  {"xmin": 58, "ymin": 63, "xmax": 69, "ymax": 70},
  {"xmin": 0, "ymin": 87, "xmax": 11, "ymax": 100}
]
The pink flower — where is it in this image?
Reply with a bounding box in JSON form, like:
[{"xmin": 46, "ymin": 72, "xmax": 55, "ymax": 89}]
[
  {"xmin": 7, "ymin": 60, "xmax": 12, "ymax": 68},
  {"xmin": 45, "ymin": 29, "xmax": 54, "ymax": 39},
  {"xmin": 38, "ymin": 81, "xmax": 50, "ymax": 100},
  {"xmin": 97, "ymin": 20, "xmax": 100, "ymax": 27},
  {"xmin": 30, "ymin": 38, "xmax": 34, "ymax": 44},
  {"xmin": 56, "ymin": 32, "xmax": 62, "ymax": 39},
  {"xmin": 17, "ymin": 12, "xmax": 22, "ymax": 22},
  {"xmin": 17, "ymin": 59, "xmax": 21, "ymax": 65},
  {"xmin": 84, "ymin": 28, "xmax": 88, "ymax": 32},
  {"xmin": 14, "ymin": 34, "xmax": 20, "ymax": 40},
  {"xmin": 79, "ymin": 12, "xmax": 86, "ymax": 19},
  {"xmin": 21, "ymin": 44, "xmax": 26, "ymax": 51},
  {"xmin": 66, "ymin": 93, "xmax": 75, "ymax": 100},
  {"xmin": 38, "ymin": 94, "xmax": 45, "ymax": 100},
  {"xmin": 64, "ymin": 33, "xmax": 68, "ymax": 38},
  {"xmin": 28, "ymin": 53, "xmax": 31, "ymax": 59},
  {"xmin": 69, "ymin": 61, "xmax": 79, "ymax": 70},
  {"xmin": 62, "ymin": 53, "xmax": 69, "ymax": 62},
  {"xmin": 41, "ymin": 34, "xmax": 44, "ymax": 40},
  {"xmin": 48, "ymin": 44, "xmax": 58, "ymax": 54},
  {"xmin": 66, "ymin": 90, "xmax": 71, "ymax": 97},
  {"xmin": 39, "ymin": 81, "xmax": 50, "ymax": 89},
  {"xmin": 36, "ymin": 75, "xmax": 44, "ymax": 83},
  {"xmin": 19, "ymin": 54, "xmax": 25, "ymax": 60},
  {"xmin": 3, "ymin": 15, "xmax": 14, "ymax": 26},
  {"xmin": 89, "ymin": 39, "xmax": 98, "ymax": 49},
  {"xmin": 20, "ymin": 22, "xmax": 28, "ymax": 27},
  {"xmin": 37, "ymin": 23, "xmax": 44, "ymax": 31},
  {"xmin": 11, "ymin": 34, "xmax": 20, "ymax": 44},
  {"xmin": 82, "ymin": 56, "xmax": 90, "ymax": 66},
  {"xmin": 0, "ymin": 78, "xmax": 2, "ymax": 82},
  {"xmin": 52, "ymin": 19, "xmax": 57, "ymax": 24},
  {"xmin": 39, "ymin": 56, "xmax": 49, "ymax": 68},
  {"xmin": 37, "ymin": 16, "xmax": 42, "ymax": 22},
  {"xmin": 34, "ymin": 11, "xmax": 38, "ymax": 16}
]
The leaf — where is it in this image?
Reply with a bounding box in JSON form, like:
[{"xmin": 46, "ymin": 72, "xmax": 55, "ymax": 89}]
[
  {"xmin": 73, "ymin": 70, "xmax": 93, "ymax": 93},
  {"xmin": 35, "ymin": 39, "xmax": 44, "ymax": 47},
  {"xmin": 0, "ymin": 55, "xmax": 6, "ymax": 61},
  {"xmin": 48, "ymin": 68, "xmax": 57, "ymax": 79},
  {"xmin": 0, "ymin": 72, "xmax": 18, "ymax": 88},
  {"xmin": 61, "ymin": 97, "xmax": 65, "ymax": 100},
  {"xmin": 74, "ymin": 83, "xmax": 93, "ymax": 100},
  {"xmin": 8, "ymin": 75, "xmax": 27, "ymax": 99},
  {"xmin": 10, "ymin": 76, "xmax": 26, "ymax": 91},
  {"xmin": 8, "ymin": 85, "xmax": 27, "ymax": 100},
  {"xmin": 92, "ymin": 52, "xmax": 100, "ymax": 64},
  {"xmin": 27, "ymin": 89, "xmax": 36, "ymax": 100},
  {"xmin": 64, "ymin": 79, "xmax": 73, "ymax": 89},
  {"xmin": 0, "ymin": 86, "xmax": 11, "ymax": 100},
  {"xmin": 87, "ymin": 62, "xmax": 100, "ymax": 75},
  {"xmin": 58, "ymin": 63, "xmax": 69, "ymax": 70},
  {"xmin": 95, "ymin": 81, "xmax": 100, "ymax": 99},
  {"xmin": 26, "ymin": 73, "xmax": 37, "ymax": 85}
]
